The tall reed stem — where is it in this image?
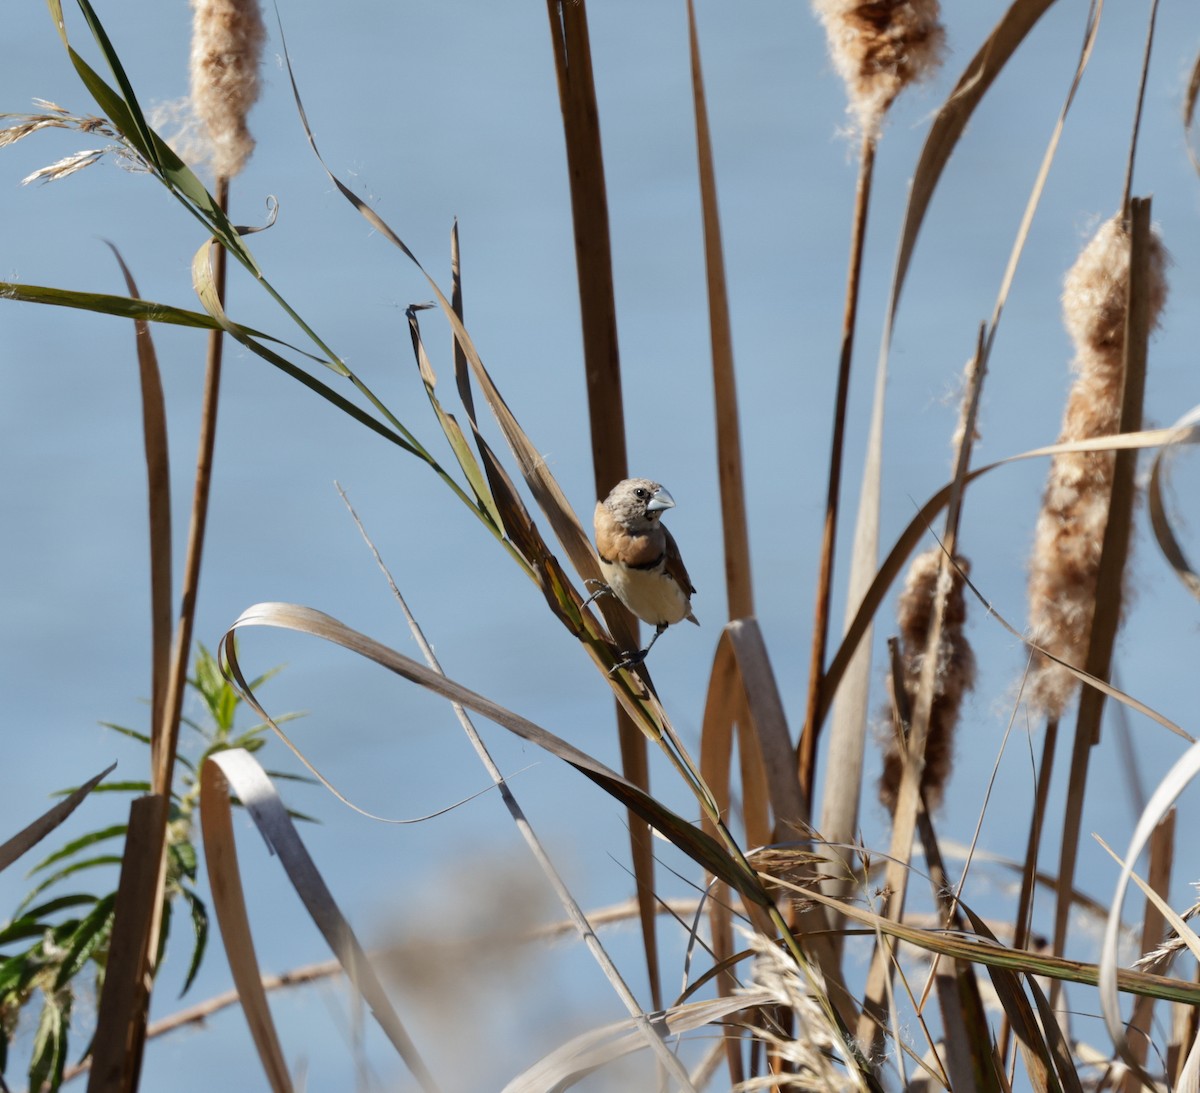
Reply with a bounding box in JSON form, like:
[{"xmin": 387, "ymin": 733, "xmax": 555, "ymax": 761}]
[{"xmin": 798, "ymin": 130, "xmax": 876, "ymax": 801}]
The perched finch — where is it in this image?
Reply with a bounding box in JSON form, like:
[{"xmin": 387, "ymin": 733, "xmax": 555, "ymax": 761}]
[{"xmin": 590, "ymin": 477, "xmax": 697, "ymax": 669}]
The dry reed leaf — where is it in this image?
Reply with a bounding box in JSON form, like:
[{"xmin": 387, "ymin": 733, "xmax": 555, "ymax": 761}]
[
  {"xmin": 983, "ymin": 2, "xmax": 1101, "ymax": 350},
  {"xmin": 1186, "ymin": 46, "xmax": 1200, "ymax": 174},
  {"xmin": 773, "ymin": 877, "xmax": 1200, "ymax": 1008},
  {"xmin": 0, "ymin": 763, "xmax": 114, "ymax": 873},
  {"xmin": 1098, "ymin": 738, "xmax": 1200, "ymax": 1088},
  {"xmin": 891, "ymin": 0, "xmax": 1061, "ymax": 321},
  {"xmin": 500, "ymin": 990, "xmax": 776, "ymax": 1093},
  {"xmin": 198, "ymin": 760, "xmax": 291, "ymax": 1093},
  {"xmin": 542, "ymin": 0, "xmax": 630, "ymax": 501},
  {"xmin": 338, "ymin": 491, "xmax": 686, "ymax": 1083},
  {"xmin": 274, "ymin": 32, "xmax": 601, "ymax": 591},
  {"xmin": 1118, "ymin": 811, "xmax": 1176, "ymax": 1092},
  {"xmin": 201, "ymin": 749, "xmax": 441, "ymax": 1090},
  {"xmin": 951, "ymin": 901, "xmax": 1081, "ymax": 1093},
  {"xmin": 278, "ymin": 40, "xmax": 676, "ymax": 1036},
  {"xmin": 687, "ymin": 0, "xmax": 753, "ymax": 621},
  {"xmin": 219, "ymin": 602, "xmax": 765, "ymax": 905},
  {"xmin": 697, "ymin": 627, "xmax": 766, "ymax": 1087},
  {"xmin": 103, "ymin": 244, "xmax": 173, "ymax": 767},
  {"xmin": 88, "ymin": 794, "xmax": 168, "ymax": 1093},
  {"xmin": 1148, "ymin": 405, "xmax": 1200, "ymax": 602},
  {"xmin": 818, "ymin": 424, "xmax": 1199, "ymax": 729},
  {"xmin": 1022, "ymin": 963, "xmax": 1086, "ymax": 1093}
]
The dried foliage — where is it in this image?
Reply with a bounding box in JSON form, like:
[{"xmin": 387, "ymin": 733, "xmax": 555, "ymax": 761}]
[
  {"xmin": 1026, "ymin": 214, "xmax": 1168, "ymax": 718},
  {"xmin": 812, "ymin": 0, "xmax": 945, "ymax": 136},
  {"xmin": 189, "ymin": 0, "xmax": 266, "ymax": 178},
  {"xmin": 0, "ymin": 100, "xmax": 129, "ymax": 184},
  {"xmin": 879, "ymin": 547, "xmax": 976, "ymax": 813},
  {"xmin": 733, "ymin": 931, "xmax": 854, "ymax": 1091}
]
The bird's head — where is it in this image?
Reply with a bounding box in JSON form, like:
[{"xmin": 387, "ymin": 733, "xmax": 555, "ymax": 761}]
[{"xmin": 603, "ymin": 477, "xmax": 676, "ymax": 530}]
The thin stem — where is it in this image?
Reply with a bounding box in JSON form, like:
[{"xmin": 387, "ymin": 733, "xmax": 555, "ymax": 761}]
[
  {"xmin": 998, "ymin": 715, "xmax": 1058, "ymax": 1067},
  {"xmin": 1120, "ymin": 0, "xmax": 1160, "ymax": 213},
  {"xmin": 798, "ymin": 131, "xmax": 876, "ymax": 802},
  {"xmin": 152, "ymin": 173, "xmax": 229, "ymax": 796},
  {"xmin": 142, "ymin": 176, "xmax": 232, "ymax": 1020}
]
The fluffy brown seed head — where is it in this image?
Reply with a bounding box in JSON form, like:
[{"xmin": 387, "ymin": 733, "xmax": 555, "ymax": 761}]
[
  {"xmin": 189, "ymin": 0, "xmax": 266, "ymax": 179},
  {"xmin": 812, "ymin": 0, "xmax": 945, "ymax": 137},
  {"xmin": 1026, "ymin": 214, "xmax": 1168, "ymax": 719},
  {"xmin": 879, "ymin": 548, "xmax": 976, "ymax": 814}
]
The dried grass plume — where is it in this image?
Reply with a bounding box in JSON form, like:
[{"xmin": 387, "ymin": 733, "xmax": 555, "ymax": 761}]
[
  {"xmin": 733, "ymin": 930, "xmax": 854, "ymax": 1090},
  {"xmin": 1026, "ymin": 214, "xmax": 1168, "ymax": 719},
  {"xmin": 879, "ymin": 548, "xmax": 976, "ymax": 813},
  {"xmin": 812, "ymin": 0, "xmax": 945, "ymax": 137},
  {"xmin": 189, "ymin": 0, "xmax": 266, "ymax": 179}
]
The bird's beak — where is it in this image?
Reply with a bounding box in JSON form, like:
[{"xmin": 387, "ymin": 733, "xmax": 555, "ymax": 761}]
[{"xmin": 646, "ymin": 487, "xmax": 676, "ymax": 514}]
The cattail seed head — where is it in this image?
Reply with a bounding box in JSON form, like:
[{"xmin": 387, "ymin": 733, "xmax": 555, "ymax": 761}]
[
  {"xmin": 812, "ymin": 0, "xmax": 945, "ymax": 137},
  {"xmin": 189, "ymin": 0, "xmax": 266, "ymax": 179},
  {"xmin": 1026, "ymin": 214, "xmax": 1168, "ymax": 719},
  {"xmin": 879, "ymin": 548, "xmax": 976, "ymax": 813}
]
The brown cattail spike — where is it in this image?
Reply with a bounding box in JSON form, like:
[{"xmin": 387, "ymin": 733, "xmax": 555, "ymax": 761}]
[
  {"xmin": 1026, "ymin": 214, "xmax": 1168, "ymax": 719},
  {"xmin": 190, "ymin": 0, "xmax": 266, "ymax": 180},
  {"xmin": 812, "ymin": 0, "xmax": 945, "ymax": 137},
  {"xmin": 879, "ymin": 548, "xmax": 976, "ymax": 813}
]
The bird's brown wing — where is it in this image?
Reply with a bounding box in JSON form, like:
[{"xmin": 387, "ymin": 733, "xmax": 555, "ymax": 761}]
[{"xmin": 662, "ymin": 524, "xmax": 697, "ymax": 600}]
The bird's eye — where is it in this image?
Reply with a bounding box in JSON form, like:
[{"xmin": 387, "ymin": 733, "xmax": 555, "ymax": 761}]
[{"xmin": 634, "ymin": 488, "xmax": 648, "ymax": 499}]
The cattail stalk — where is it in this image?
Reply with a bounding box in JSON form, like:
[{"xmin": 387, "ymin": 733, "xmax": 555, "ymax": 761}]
[
  {"xmin": 799, "ymin": 0, "xmax": 944, "ymax": 803},
  {"xmin": 1026, "ymin": 213, "xmax": 1168, "ymax": 718},
  {"xmin": 145, "ymin": 0, "xmax": 265, "ymax": 1042},
  {"xmin": 879, "ymin": 547, "xmax": 976, "ymax": 812}
]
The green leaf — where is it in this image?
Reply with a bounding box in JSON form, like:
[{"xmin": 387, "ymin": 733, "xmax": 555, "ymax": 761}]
[
  {"xmin": 18, "ymin": 856, "xmax": 124, "ymax": 913},
  {"xmin": 407, "ymin": 306, "xmax": 503, "ymax": 532},
  {"xmin": 178, "ymin": 888, "xmax": 209, "ymax": 996},
  {"xmin": 53, "ymin": 893, "xmax": 116, "ymax": 990},
  {"xmin": 98, "ymin": 721, "xmax": 151, "ymax": 747},
  {"xmin": 0, "ymin": 952, "xmax": 41, "ymax": 996},
  {"xmin": 0, "ymin": 920, "xmax": 51, "ymax": 947},
  {"xmin": 0, "ymin": 895, "xmax": 98, "ymax": 946},
  {"xmin": 168, "ymin": 840, "xmax": 197, "ymax": 883},
  {"xmin": 0, "ymin": 283, "xmax": 218, "ymax": 329},
  {"xmin": 227, "ymin": 732, "xmax": 267, "ymax": 753},
  {"xmin": 28, "ymin": 990, "xmax": 69, "ymax": 1092},
  {"xmin": 29, "ymin": 824, "xmax": 127, "ymax": 875},
  {"xmin": 263, "ymin": 770, "xmax": 318, "ymax": 786},
  {"xmin": 156, "ymin": 893, "xmax": 171, "ymax": 970},
  {"xmin": 52, "ymin": 781, "xmax": 155, "ymax": 798}
]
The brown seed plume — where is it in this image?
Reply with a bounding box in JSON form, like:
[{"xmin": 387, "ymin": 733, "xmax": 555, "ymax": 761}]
[
  {"xmin": 879, "ymin": 548, "xmax": 976, "ymax": 813},
  {"xmin": 1026, "ymin": 214, "xmax": 1168, "ymax": 719},
  {"xmin": 812, "ymin": 0, "xmax": 945, "ymax": 136},
  {"xmin": 189, "ymin": 0, "xmax": 266, "ymax": 179}
]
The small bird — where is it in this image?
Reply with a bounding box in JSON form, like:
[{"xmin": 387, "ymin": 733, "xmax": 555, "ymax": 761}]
[{"xmin": 590, "ymin": 477, "xmax": 698, "ymax": 669}]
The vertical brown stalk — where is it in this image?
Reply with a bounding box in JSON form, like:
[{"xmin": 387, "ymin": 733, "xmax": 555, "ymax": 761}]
[
  {"xmin": 798, "ymin": 130, "xmax": 875, "ymax": 802},
  {"xmin": 544, "ymin": 0, "xmax": 662, "ymax": 1011},
  {"xmin": 96, "ymin": 4, "xmax": 267, "ymax": 1085},
  {"xmin": 803, "ymin": 6, "xmax": 945, "ymax": 956},
  {"xmin": 152, "ymin": 173, "xmax": 230, "ymax": 797},
  {"xmin": 687, "ymin": 0, "xmax": 754, "ymax": 623},
  {"xmin": 1047, "ymin": 200, "xmax": 1164, "ymax": 1009}
]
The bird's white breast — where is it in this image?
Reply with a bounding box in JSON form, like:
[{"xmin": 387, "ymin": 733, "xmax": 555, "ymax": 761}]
[{"xmin": 599, "ymin": 556, "xmax": 692, "ymax": 627}]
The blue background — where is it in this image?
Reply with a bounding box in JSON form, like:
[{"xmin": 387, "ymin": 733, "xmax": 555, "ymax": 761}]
[{"xmin": 3, "ymin": 1, "xmax": 1200, "ymax": 1088}]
